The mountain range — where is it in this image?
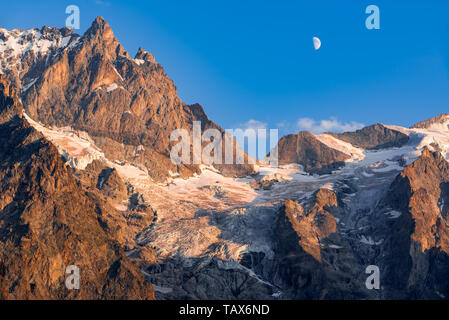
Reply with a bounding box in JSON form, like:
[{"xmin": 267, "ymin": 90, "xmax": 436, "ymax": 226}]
[{"xmin": 1, "ymin": 17, "xmax": 449, "ymax": 299}]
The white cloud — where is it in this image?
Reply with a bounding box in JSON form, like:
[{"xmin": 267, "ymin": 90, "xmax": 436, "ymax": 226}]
[
  {"xmin": 296, "ymin": 117, "xmax": 364, "ymax": 134},
  {"xmin": 232, "ymin": 119, "xmax": 268, "ymax": 142},
  {"xmin": 235, "ymin": 119, "xmax": 267, "ymax": 131},
  {"xmin": 95, "ymin": 0, "xmax": 111, "ymax": 6},
  {"xmin": 231, "ymin": 119, "xmax": 269, "ymax": 159}
]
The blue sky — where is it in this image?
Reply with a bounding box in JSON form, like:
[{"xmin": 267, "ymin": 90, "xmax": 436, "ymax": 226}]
[{"xmin": 2, "ymin": 0, "xmax": 449, "ymax": 135}]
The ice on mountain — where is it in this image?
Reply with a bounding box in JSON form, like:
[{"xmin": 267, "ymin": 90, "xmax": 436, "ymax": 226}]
[
  {"xmin": 360, "ymin": 235, "xmax": 383, "ymax": 246},
  {"xmin": 106, "ymin": 83, "xmax": 119, "ymax": 92},
  {"xmin": 21, "ymin": 77, "xmax": 38, "ymax": 92},
  {"xmin": 385, "ymin": 210, "xmax": 402, "ymax": 219}
]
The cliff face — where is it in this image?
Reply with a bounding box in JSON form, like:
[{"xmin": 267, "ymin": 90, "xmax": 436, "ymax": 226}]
[
  {"xmin": 277, "ymin": 131, "xmax": 350, "ymax": 174},
  {"xmin": 272, "ymin": 135, "xmax": 449, "ymax": 299},
  {"xmin": 1, "ymin": 17, "xmax": 254, "ymax": 182},
  {"xmin": 276, "ymin": 124, "xmax": 409, "ymax": 174},
  {"xmin": 377, "ymin": 148, "xmax": 449, "ymax": 298},
  {"xmin": 0, "ymin": 76, "xmax": 154, "ymax": 300},
  {"xmin": 272, "ymin": 189, "xmax": 373, "ymax": 299},
  {"xmin": 411, "ymin": 114, "xmax": 449, "ymax": 129}
]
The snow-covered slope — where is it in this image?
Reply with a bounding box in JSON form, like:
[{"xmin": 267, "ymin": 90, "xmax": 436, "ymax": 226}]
[
  {"xmin": 24, "ymin": 113, "xmax": 104, "ymax": 170},
  {"xmin": 315, "ymin": 133, "xmax": 365, "ymax": 161},
  {"xmin": 23, "ymin": 111, "xmax": 449, "ymax": 299},
  {"xmin": 0, "ymin": 26, "xmax": 80, "ymax": 74}
]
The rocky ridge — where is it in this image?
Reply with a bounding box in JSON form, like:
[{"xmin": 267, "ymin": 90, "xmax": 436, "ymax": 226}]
[
  {"xmin": 327, "ymin": 124, "xmax": 409, "ymax": 150},
  {"xmin": 374, "ymin": 148, "xmax": 449, "ymax": 298},
  {"xmin": 411, "ymin": 113, "xmax": 449, "ymax": 130},
  {"xmin": 1, "ymin": 17, "xmax": 254, "ymax": 182},
  {"xmin": 0, "ymin": 76, "xmax": 154, "ymax": 299}
]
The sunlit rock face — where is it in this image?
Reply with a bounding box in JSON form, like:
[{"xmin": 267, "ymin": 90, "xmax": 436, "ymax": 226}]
[
  {"xmin": 376, "ymin": 148, "xmax": 449, "ymax": 299},
  {"xmin": 272, "ymin": 191, "xmax": 374, "ymax": 300},
  {"xmin": 277, "ymin": 131, "xmax": 350, "ymax": 174},
  {"xmin": 0, "ymin": 76, "xmax": 155, "ymax": 300},
  {"xmin": 0, "ymin": 17, "xmax": 254, "ymax": 182}
]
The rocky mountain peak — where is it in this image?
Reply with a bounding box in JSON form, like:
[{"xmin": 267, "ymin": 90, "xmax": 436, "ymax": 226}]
[
  {"xmin": 385, "ymin": 146, "xmax": 449, "ymax": 251},
  {"xmin": 276, "ymin": 130, "xmax": 350, "ymax": 174},
  {"xmin": 87, "ymin": 16, "xmax": 110, "ymax": 35},
  {"xmin": 4, "ymin": 12, "xmax": 449, "ymax": 302},
  {"xmin": 135, "ymin": 47, "xmax": 156, "ymax": 63},
  {"xmin": 84, "ymin": 16, "xmax": 128, "ymax": 58},
  {"xmin": 273, "ymin": 190, "xmax": 373, "ymax": 299},
  {"xmin": 374, "ymin": 146, "xmax": 449, "ymax": 298},
  {"xmin": 411, "ymin": 113, "xmax": 449, "ymax": 130},
  {"xmin": 1, "ymin": 17, "xmax": 255, "ymax": 181}
]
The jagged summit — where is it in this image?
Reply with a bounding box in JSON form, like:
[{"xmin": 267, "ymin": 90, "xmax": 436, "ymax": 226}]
[
  {"xmin": 86, "ymin": 16, "xmax": 111, "ymax": 37},
  {"xmin": 0, "ymin": 24, "xmax": 80, "ymax": 78},
  {"xmin": 85, "ymin": 16, "xmax": 111, "ymax": 37},
  {"xmin": 135, "ymin": 47, "xmax": 156, "ymax": 63},
  {"xmin": 93, "ymin": 15, "xmax": 108, "ymax": 26},
  {"xmin": 83, "ymin": 16, "xmax": 128, "ymax": 58},
  {"xmin": 0, "ymin": 17, "xmax": 255, "ymax": 182},
  {"xmin": 411, "ymin": 113, "xmax": 449, "ymax": 130}
]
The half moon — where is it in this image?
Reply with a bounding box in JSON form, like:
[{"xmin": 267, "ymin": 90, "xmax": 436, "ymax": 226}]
[{"xmin": 313, "ymin": 37, "xmax": 321, "ymax": 50}]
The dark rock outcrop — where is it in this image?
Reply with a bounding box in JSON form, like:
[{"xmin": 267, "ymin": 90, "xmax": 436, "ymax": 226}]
[
  {"xmin": 411, "ymin": 113, "xmax": 449, "ymax": 129},
  {"xmin": 328, "ymin": 124, "xmax": 409, "ymax": 150}
]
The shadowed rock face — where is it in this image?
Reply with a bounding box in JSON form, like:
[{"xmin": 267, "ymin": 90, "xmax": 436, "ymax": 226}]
[
  {"xmin": 0, "ymin": 76, "xmax": 154, "ymax": 300},
  {"xmin": 277, "ymin": 131, "xmax": 350, "ymax": 174},
  {"xmin": 328, "ymin": 124, "xmax": 409, "ymax": 150},
  {"xmin": 377, "ymin": 148, "xmax": 449, "ymax": 298},
  {"xmin": 272, "ymin": 189, "xmax": 374, "ymax": 299},
  {"xmin": 282, "ymin": 191, "xmax": 337, "ymax": 262},
  {"xmin": 74, "ymin": 159, "xmax": 159, "ymax": 262},
  {"xmin": 2, "ymin": 17, "xmax": 254, "ymax": 182}
]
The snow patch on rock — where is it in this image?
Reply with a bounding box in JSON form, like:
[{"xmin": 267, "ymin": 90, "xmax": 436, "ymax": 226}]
[{"xmin": 24, "ymin": 113, "xmax": 104, "ymax": 170}]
